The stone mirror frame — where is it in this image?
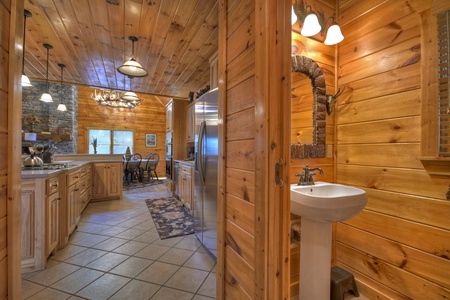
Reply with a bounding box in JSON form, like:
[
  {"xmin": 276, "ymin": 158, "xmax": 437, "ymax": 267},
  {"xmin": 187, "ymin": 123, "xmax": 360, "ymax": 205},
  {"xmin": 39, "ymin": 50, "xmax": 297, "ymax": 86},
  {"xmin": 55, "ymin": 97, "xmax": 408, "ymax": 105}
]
[{"xmin": 291, "ymin": 55, "xmax": 327, "ymax": 159}]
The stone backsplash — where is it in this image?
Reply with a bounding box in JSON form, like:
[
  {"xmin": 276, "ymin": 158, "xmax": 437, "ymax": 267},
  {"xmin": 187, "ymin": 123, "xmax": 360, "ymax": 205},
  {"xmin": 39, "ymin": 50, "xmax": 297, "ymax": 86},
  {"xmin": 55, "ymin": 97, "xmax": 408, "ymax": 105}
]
[{"xmin": 22, "ymin": 80, "xmax": 78, "ymax": 154}]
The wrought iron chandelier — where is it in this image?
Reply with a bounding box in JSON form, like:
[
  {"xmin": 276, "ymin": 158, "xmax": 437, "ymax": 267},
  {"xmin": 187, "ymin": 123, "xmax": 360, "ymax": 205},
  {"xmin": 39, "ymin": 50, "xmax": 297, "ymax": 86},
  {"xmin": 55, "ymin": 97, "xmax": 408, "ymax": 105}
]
[{"xmin": 90, "ymin": 89, "xmax": 142, "ymax": 108}]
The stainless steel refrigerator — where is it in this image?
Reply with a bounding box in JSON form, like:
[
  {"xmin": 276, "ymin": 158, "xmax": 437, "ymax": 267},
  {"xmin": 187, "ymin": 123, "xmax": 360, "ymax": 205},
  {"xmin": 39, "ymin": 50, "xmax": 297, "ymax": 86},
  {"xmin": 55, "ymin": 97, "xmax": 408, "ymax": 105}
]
[{"xmin": 194, "ymin": 88, "xmax": 218, "ymax": 257}]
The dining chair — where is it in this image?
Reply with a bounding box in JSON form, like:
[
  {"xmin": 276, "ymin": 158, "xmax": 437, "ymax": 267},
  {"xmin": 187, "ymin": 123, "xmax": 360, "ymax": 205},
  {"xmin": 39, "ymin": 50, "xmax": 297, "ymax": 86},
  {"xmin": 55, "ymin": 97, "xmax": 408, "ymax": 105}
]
[
  {"xmin": 143, "ymin": 152, "xmax": 160, "ymax": 182},
  {"xmin": 124, "ymin": 153, "xmax": 142, "ymax": 184}
]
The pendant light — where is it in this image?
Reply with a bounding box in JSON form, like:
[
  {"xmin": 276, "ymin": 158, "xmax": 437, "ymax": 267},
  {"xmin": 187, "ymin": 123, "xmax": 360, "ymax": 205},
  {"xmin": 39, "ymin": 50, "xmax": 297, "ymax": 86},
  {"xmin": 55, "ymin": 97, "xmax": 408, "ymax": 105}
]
[
  {"xmin": 39, "ymin": 44, "xmax": 53, "ymax": 102},
  {"xmin": 57, "ymin": 63, "xmax": 68, "ymax": 111},
  {"xmin": 117, "ymin": 36, "xmax": 148, "ymax": 78},
  {"xmin": 301, "ymin": 8, "xmax": 321, "ymax": 37},
  {"xmin": 21, "ymin": 10, "xmax": 32, "ymax": 87},
  {"xmin": 324, "ymin": 21, "xmax": 344, "ymax": 45}
]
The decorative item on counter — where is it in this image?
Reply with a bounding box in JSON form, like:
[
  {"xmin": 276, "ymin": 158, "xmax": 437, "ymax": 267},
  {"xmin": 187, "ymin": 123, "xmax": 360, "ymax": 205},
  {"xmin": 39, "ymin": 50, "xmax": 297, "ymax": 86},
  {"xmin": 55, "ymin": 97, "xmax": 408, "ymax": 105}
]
[
  {"xmin": 23, "ymin": 150, "xmax": 43, "ymax": 167},
  {"xmin": 125, "ymin": 146, "xmax": 132, "ymax": 161},
  {"xmin": 25, "ymin": 112, "xmax": 41, "ymax": 132},
  {"xmin": 91, "ymin": 137, "xmax": 98, "ymax": 154},
  {"xmin": 42, "ymin": 145, "xmax": 57, "ymax": 163},
  {"xmin": 197, "ymin": 85, "xmax": 210, "ymax": 98}
]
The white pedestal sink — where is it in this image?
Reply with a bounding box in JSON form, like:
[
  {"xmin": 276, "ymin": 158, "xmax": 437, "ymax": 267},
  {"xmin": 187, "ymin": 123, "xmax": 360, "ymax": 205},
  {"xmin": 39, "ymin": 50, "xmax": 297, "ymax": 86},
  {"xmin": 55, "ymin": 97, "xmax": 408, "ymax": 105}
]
[{"xmin": 290, "ymin": 182, "xmax": 367, "ymax": 300}]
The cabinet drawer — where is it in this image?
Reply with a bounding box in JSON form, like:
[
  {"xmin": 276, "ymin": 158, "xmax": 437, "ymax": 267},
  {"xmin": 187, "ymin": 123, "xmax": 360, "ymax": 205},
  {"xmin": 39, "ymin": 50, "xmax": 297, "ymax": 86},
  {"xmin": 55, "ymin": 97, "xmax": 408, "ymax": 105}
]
[
  {"xmin": 67, "ymin": 170, "xmax": 81, "ymax": 187},
  {"xmin": 180, "ymin": 164, "xmax": 193, "ymax": 176},
  {"xmin": 80, "ymin": 175, "xmax": 90, "ymax": 193},
  {"xmin": 46, "ymin": 176, "xmax": 59, "ymax": 196},
  {"xmin": 80, "ymin": 164, "xmax": 92, "ymax": 178}
]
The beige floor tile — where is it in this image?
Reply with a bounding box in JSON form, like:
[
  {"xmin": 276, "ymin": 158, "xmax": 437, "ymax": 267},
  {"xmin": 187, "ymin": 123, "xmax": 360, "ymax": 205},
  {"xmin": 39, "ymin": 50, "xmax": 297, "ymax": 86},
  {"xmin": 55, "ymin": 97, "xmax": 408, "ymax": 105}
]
[
  {"xmin": 72, "ymin": 234, "xmax": 110, "ymax": 247},
  {"xmin": 150, "ymin": 287, "xmax": 194, "ymax": 300},
  {"xmin": 50, "ymin": 268, "xmax": 104, "ymax": 294},
  {"xmin": 192, "ymin": 295, "xmax": 215, "ymax": 300},
  {"xmin": 175, "ymin": 236, "xmax": 202, "ymax": 251},
  {"xmin": 50, "ymin": 244, "xmax": 88, "ymax": 262},
  {"xmin": 92, "ymin": 237, "xmax": 128, "ymax": 251},
  {"xmin": 112, "ymin": 240, "xmax": 148, "ymax": 255},
  {"xmin": 136, "ymin": 261, "xmax": 179, "ymax": 285},
  {"xmin": 133, "ymin": 220, "xmax": 155, "ymax": 231},
  {"xmin": 152, "ymin": 235, "xmax": 185, "ymax": 247},
  {"xmin": 183, "ymin": 252, "xmax": 216, "ymax": 272},
  {"xmin": 165, "ymin": 267, "xmax": 209, "ymax": 293},
  {"xmin": 134, "ymin": 244, "xmax": 171, "ymax": 260},
  {"xmin": 96, "ymin": 226, "xmax": 128, "ymax": 237},
  {"xmin": 86, "ymin": 252, "xmax": 129, "ymax": 272},
  {"xmin": 197, "ymin": 273, "xmax": 216, "ymax": 298},
  {"xmin": 109, "ymin": 280, "xmax": 160, "ymax": 300},
  {"xmin": 116, "ymin": 217, "xmax": 147, "ymax": 228},
  {"xmin": 68, "ymin": 231, "xmax": 94, "ymax": 244},
  {"xmin": 132, "ymin": 231, "xmax": 160, "ymax": 243},
  {"xmin": 157, "ymin": 248, "xmax": 194, "ymax": 266},
  {"xmin": 64, "ymin": 248, "xmax": 108, "ymax": 266},
  {"xmin": 67, "ymin": 296, "xmax": 86, "ymax": 300},
  {"xmin": 76, "ymin": 273, "xmax": 130, "ymax": 300},
  {"xmin": 21, "ymin": 279, "xmax": 45, "ymax": 299},
  {"xmin": 27, "ymin": 262, "xmax": 80, "ymax": 286},
  {"xmin": 76, "ymin": 222, "xmax": 111, "ymax": 234},
  {"xmin": 109, "ymin": 256, "xmax": 154, "ymax": 278},
  {"xmin": 115, "ymin": 228, "xmax": 147, "ymax": 240},
  {"xmin": 26, "ymin": 288, "xmax": 71, "ymax": 300}
]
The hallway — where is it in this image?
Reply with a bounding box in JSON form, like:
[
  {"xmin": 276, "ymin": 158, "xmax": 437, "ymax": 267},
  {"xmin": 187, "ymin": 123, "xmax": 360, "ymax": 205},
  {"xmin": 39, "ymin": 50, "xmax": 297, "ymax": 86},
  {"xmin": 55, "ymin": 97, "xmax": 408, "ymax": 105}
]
[{"xmin": 21, "ymin": 184, "xmax": 216, "ymax": 300}]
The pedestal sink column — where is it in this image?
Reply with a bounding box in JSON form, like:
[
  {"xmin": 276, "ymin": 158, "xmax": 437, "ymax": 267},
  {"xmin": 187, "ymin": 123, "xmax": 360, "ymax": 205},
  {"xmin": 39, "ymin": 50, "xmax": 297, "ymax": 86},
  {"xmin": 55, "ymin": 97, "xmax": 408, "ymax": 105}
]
[{"xmin": 299, "ymin": 218, "xmax": 332, "ymax": 300}]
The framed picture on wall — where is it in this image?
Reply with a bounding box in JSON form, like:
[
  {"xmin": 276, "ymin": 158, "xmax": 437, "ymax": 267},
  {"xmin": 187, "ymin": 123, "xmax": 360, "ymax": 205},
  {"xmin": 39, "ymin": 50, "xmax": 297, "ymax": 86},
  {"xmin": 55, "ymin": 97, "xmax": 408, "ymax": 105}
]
[{"xmin": 146, "ymin": 134, "xmax": 156, "ymax": 147}]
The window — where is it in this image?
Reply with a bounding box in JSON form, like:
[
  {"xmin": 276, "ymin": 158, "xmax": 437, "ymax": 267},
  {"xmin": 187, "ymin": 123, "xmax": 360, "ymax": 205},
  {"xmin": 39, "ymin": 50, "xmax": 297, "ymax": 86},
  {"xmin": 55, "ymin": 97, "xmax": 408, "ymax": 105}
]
[{"xmin": 88, "ymin": 129, "xmax": 134, "ymax": 154}]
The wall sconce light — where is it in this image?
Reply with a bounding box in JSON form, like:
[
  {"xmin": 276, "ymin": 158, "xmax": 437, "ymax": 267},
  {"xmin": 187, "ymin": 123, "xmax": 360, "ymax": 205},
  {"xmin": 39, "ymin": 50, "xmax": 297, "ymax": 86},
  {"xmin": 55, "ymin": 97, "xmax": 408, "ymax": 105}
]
[
  {"xmin": 292, "ymin": 0, "xmax": 344, "ymax": 45},
  {"xmin": 39, "ymin": 44, "xmax": 53, "ymax": 102}
]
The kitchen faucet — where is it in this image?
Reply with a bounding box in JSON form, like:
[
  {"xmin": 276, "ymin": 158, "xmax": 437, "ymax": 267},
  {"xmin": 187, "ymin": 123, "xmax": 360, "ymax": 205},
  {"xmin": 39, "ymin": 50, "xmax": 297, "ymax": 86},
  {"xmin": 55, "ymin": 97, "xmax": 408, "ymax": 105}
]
[{"xmin": 295, "ymin": 164, "xmax": 324, "ymax": 185}]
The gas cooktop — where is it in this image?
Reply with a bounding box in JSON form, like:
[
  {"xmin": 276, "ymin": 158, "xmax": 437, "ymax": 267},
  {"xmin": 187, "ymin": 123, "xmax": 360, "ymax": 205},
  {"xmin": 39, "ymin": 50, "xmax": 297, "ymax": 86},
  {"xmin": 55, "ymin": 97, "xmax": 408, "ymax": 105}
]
[{"xmin": 22, "ymin": 163, "xmax": 72, "ymax": 170}]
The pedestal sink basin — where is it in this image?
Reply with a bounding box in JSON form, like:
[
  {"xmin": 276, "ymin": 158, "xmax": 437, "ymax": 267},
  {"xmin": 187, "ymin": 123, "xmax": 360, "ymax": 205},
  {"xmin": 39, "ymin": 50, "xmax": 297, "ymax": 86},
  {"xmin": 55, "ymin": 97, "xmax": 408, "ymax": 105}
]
[
  {"xmin": 290, "ymin": 182, "xmax": 367, "ymax": 300},
  {"xmin": 291, "ymin": 181, "xmax": 367, "ymax": 223}
]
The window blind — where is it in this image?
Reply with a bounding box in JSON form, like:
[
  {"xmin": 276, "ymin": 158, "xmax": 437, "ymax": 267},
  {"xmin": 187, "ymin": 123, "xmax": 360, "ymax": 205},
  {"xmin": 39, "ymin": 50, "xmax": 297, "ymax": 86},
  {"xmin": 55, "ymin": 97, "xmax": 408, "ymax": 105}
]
[{"xmin": 438, "ymin": 11, "xmax": 450, "ymax": 156}]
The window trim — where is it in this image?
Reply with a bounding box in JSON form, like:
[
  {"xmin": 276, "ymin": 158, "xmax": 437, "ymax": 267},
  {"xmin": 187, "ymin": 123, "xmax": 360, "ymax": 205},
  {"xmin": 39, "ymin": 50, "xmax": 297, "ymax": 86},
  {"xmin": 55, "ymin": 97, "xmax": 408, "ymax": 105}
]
[
  {"xmin": 86, "ymin": 128, "xmax": 135, "ymax": 155},
  {"xmin": 418, "ymin": 0, "xmax": 450, "ymax": 176}
]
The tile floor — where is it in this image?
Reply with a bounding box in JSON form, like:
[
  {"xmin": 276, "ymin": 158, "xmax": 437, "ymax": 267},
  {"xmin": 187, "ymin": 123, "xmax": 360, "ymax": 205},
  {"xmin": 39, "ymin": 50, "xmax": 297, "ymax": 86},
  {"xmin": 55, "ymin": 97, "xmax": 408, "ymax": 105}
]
[{"xmin": 21, "ymin": 184, "xmax": 216, "ymax": 300}]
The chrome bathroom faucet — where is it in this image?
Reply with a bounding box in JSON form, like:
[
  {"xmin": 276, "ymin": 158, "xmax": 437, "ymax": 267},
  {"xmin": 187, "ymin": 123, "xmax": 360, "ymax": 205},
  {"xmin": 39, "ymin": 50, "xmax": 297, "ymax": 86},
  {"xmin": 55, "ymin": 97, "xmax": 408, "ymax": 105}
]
[{"xmin": 295, "ymin": 164, "xmax": 324, "ymax": 185}]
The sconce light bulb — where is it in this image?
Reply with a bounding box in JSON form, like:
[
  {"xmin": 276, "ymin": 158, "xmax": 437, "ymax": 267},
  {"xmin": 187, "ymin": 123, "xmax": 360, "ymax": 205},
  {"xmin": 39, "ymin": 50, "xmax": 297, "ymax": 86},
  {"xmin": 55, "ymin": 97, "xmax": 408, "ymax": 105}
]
[
  {"xmin": 324, "ymin": 24, "xmax": 344, "ymax": 45},
  {"xmin": 301, "ymin": 13, "xmax": 321, "ymax": 37}
]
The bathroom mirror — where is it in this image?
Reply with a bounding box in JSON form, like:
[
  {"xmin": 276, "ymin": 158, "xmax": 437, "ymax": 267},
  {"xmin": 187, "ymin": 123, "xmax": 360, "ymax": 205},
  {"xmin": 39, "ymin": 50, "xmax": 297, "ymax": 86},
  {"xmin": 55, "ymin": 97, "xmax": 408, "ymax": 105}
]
[{"xmin": 291, "ymin": 55, "xmax": 327, "ymax": 159}]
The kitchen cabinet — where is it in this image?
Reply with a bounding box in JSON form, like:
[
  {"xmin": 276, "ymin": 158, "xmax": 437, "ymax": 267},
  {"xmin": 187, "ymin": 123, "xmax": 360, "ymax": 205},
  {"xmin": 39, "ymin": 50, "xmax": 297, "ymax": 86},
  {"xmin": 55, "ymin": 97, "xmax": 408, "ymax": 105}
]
[
  {"xmin": 186, "ymin": 103, "xmax": 195, "ymax": 142},
  {"xmin": 79, "ymin": 164, "xmax": 92, "ymax": 211},
  {"xmin": 209, "ymin": 50, "xmax": 218, "ymax": 89},
  {"xmin": 166, "ymin": 101, "xmax": 173, "ymax": 132},
  {"xmin": 91, "ymin": 162, "xmax": 122, "ymax": 201},
  {"xmin": 178, "ymin": 163, "xmax": 194, "ymax": 213},
  {"xmin": 66, "ymin": 169, "xmax": 81, "ymax": 235},
  {"xmin": 45, "ymin": 176, "xmax": 60, "ymax": 257},
  {"xmin": 21, "ymin": 174, "xmax": 61, "ymax": 272}
]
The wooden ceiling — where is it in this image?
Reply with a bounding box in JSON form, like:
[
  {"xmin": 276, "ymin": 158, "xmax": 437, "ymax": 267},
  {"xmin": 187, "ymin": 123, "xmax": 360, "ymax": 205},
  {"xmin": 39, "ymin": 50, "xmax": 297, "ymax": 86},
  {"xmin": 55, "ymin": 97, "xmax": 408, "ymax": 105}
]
[{"xmin": 23, "ymin": 0, "xmax": 218, "ymax": 99}]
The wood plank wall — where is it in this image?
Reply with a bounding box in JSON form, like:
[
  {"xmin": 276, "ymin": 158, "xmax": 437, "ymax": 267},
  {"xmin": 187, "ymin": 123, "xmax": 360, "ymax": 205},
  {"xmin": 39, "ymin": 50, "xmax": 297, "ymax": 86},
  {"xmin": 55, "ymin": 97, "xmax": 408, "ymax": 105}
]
[
  {"xmin": 2, "ymin": 0, "xmax": 24, "ymax": 298},
  {"xmin": 0, "ymin": 1, "xmax": 10, "ymax": 297},
  {"xmin": 77, "ymin": 85, "xmax": 169, "ymax": 177},
  {"xmin": 220, "ymin": 0, "xmax": 257, "ymax": 297},
  {"xmin": 335, "ymin": 0, "xmax": 450, "ymax": 298}
]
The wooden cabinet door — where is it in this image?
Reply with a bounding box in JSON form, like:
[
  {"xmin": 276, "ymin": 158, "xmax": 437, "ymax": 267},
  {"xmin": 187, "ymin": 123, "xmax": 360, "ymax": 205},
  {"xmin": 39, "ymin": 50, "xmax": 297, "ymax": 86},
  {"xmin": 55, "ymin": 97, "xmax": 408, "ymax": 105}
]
[
  {"xmin": 108, "ymin": 163, "xmax": 122, "ymax": 197},
  {"xmin": 186, "ymin": 103, "xmax": 195, "ymax": 142},
  {"xmin": 46, "ymin": 192, "xmax": 59, "ymax": 256},
  {"xmin": 92, "ymin": 163, "xmax": 108, "ymax": 199},
  {"xmin": 185, "ymin": 172, "xmax": 193, "ymax": 213},
  {"xmin": 67, "ymin": 184, "xmax": 79, "ymax": 235}
]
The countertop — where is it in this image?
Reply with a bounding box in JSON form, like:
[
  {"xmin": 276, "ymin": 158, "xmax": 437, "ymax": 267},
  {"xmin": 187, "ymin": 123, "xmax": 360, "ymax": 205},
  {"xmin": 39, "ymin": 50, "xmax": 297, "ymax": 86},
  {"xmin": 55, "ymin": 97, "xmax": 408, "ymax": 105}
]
[
  {"xmin": 21, "ymin": 159, "xmax": 123, "ymax": 179},
  {"xmin": 174, "ymin": 159, "xmax": 195, "ymax": 166}
]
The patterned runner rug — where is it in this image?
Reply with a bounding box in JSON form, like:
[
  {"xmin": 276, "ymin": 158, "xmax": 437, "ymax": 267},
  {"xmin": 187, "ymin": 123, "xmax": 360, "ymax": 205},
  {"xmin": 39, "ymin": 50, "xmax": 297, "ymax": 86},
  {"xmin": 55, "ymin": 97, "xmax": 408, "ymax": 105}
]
[
  {"xmin": 145, "ymin": 197, "xmax": 194, "ymax": 239},
  {"xmin": 123, "ymin": 179, "xmax": 164, "ymax": 191}
]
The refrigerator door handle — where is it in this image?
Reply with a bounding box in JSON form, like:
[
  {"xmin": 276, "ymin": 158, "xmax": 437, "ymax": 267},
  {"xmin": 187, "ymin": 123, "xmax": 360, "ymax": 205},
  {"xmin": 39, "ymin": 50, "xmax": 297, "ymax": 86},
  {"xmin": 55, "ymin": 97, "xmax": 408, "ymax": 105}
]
[{"xmin": 198, "ymin": 121, "xmax": 206, "ymax": 183}]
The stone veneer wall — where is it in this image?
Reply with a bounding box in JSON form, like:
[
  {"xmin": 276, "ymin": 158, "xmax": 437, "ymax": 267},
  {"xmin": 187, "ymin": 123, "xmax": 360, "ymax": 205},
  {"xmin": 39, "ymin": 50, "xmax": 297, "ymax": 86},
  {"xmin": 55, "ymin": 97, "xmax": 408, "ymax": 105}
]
[{"xmin": 22, "ymin": 80, "xmax": 78, "ymax": 154}]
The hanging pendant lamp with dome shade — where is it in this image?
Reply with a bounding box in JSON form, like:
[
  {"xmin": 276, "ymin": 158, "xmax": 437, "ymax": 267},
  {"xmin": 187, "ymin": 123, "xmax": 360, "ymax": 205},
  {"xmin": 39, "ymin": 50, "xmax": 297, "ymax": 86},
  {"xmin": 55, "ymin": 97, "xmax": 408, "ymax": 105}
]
[
  {"xmin": 117, "ymin": 36, "xmax": 148, "ymax": 78},
  {"xmin": 39, "ymin": 44, "xmax": 53, "ymax": 102},
  {"xmin": 21, "ymin": 10, "xmax": 32, "ymax": 87},
  {"xmin": 57, "ymin": 63, "xmax": 68, "ymax": 111}
]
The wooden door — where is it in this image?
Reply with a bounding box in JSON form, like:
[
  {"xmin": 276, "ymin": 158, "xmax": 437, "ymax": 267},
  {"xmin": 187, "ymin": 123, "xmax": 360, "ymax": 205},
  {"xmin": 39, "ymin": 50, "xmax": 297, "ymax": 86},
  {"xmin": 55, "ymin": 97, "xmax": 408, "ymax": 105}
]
[
  {"xmin": 107, "ymin": 163, "xmax": 122, "ymax": 198},
  {"xmin": 67, "ymin": 184, "xmax": 79, "ymax": 234},
  {"xmin": 92, "ymin": 163, "xmax": 108, "ymax": 199}
]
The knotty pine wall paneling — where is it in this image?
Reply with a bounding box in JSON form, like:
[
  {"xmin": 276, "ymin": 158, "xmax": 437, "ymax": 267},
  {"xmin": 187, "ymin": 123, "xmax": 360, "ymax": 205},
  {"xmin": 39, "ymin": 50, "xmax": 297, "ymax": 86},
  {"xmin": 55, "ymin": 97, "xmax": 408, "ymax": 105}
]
[
  {"xmin": 218, "ymin": 0, "xmax": 291, "ymax": 298},
  {"xmin": 77, "ymin": 85, "xmax": 168, "ymax": 178},
  {"xmin": 2, "ymin": 0, "xmax": 24, "ymax": 298},
  {"xmin": 335, "ymin": 0, "xmax": 450, "ymax": 298}
]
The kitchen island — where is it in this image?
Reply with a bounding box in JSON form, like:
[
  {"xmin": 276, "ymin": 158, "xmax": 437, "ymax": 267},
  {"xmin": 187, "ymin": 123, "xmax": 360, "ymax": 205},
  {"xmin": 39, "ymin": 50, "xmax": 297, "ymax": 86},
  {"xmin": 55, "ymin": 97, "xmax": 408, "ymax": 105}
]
[{"xmin": 21, "ymin": 155, "xmax": 123, "ymax": 273}]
